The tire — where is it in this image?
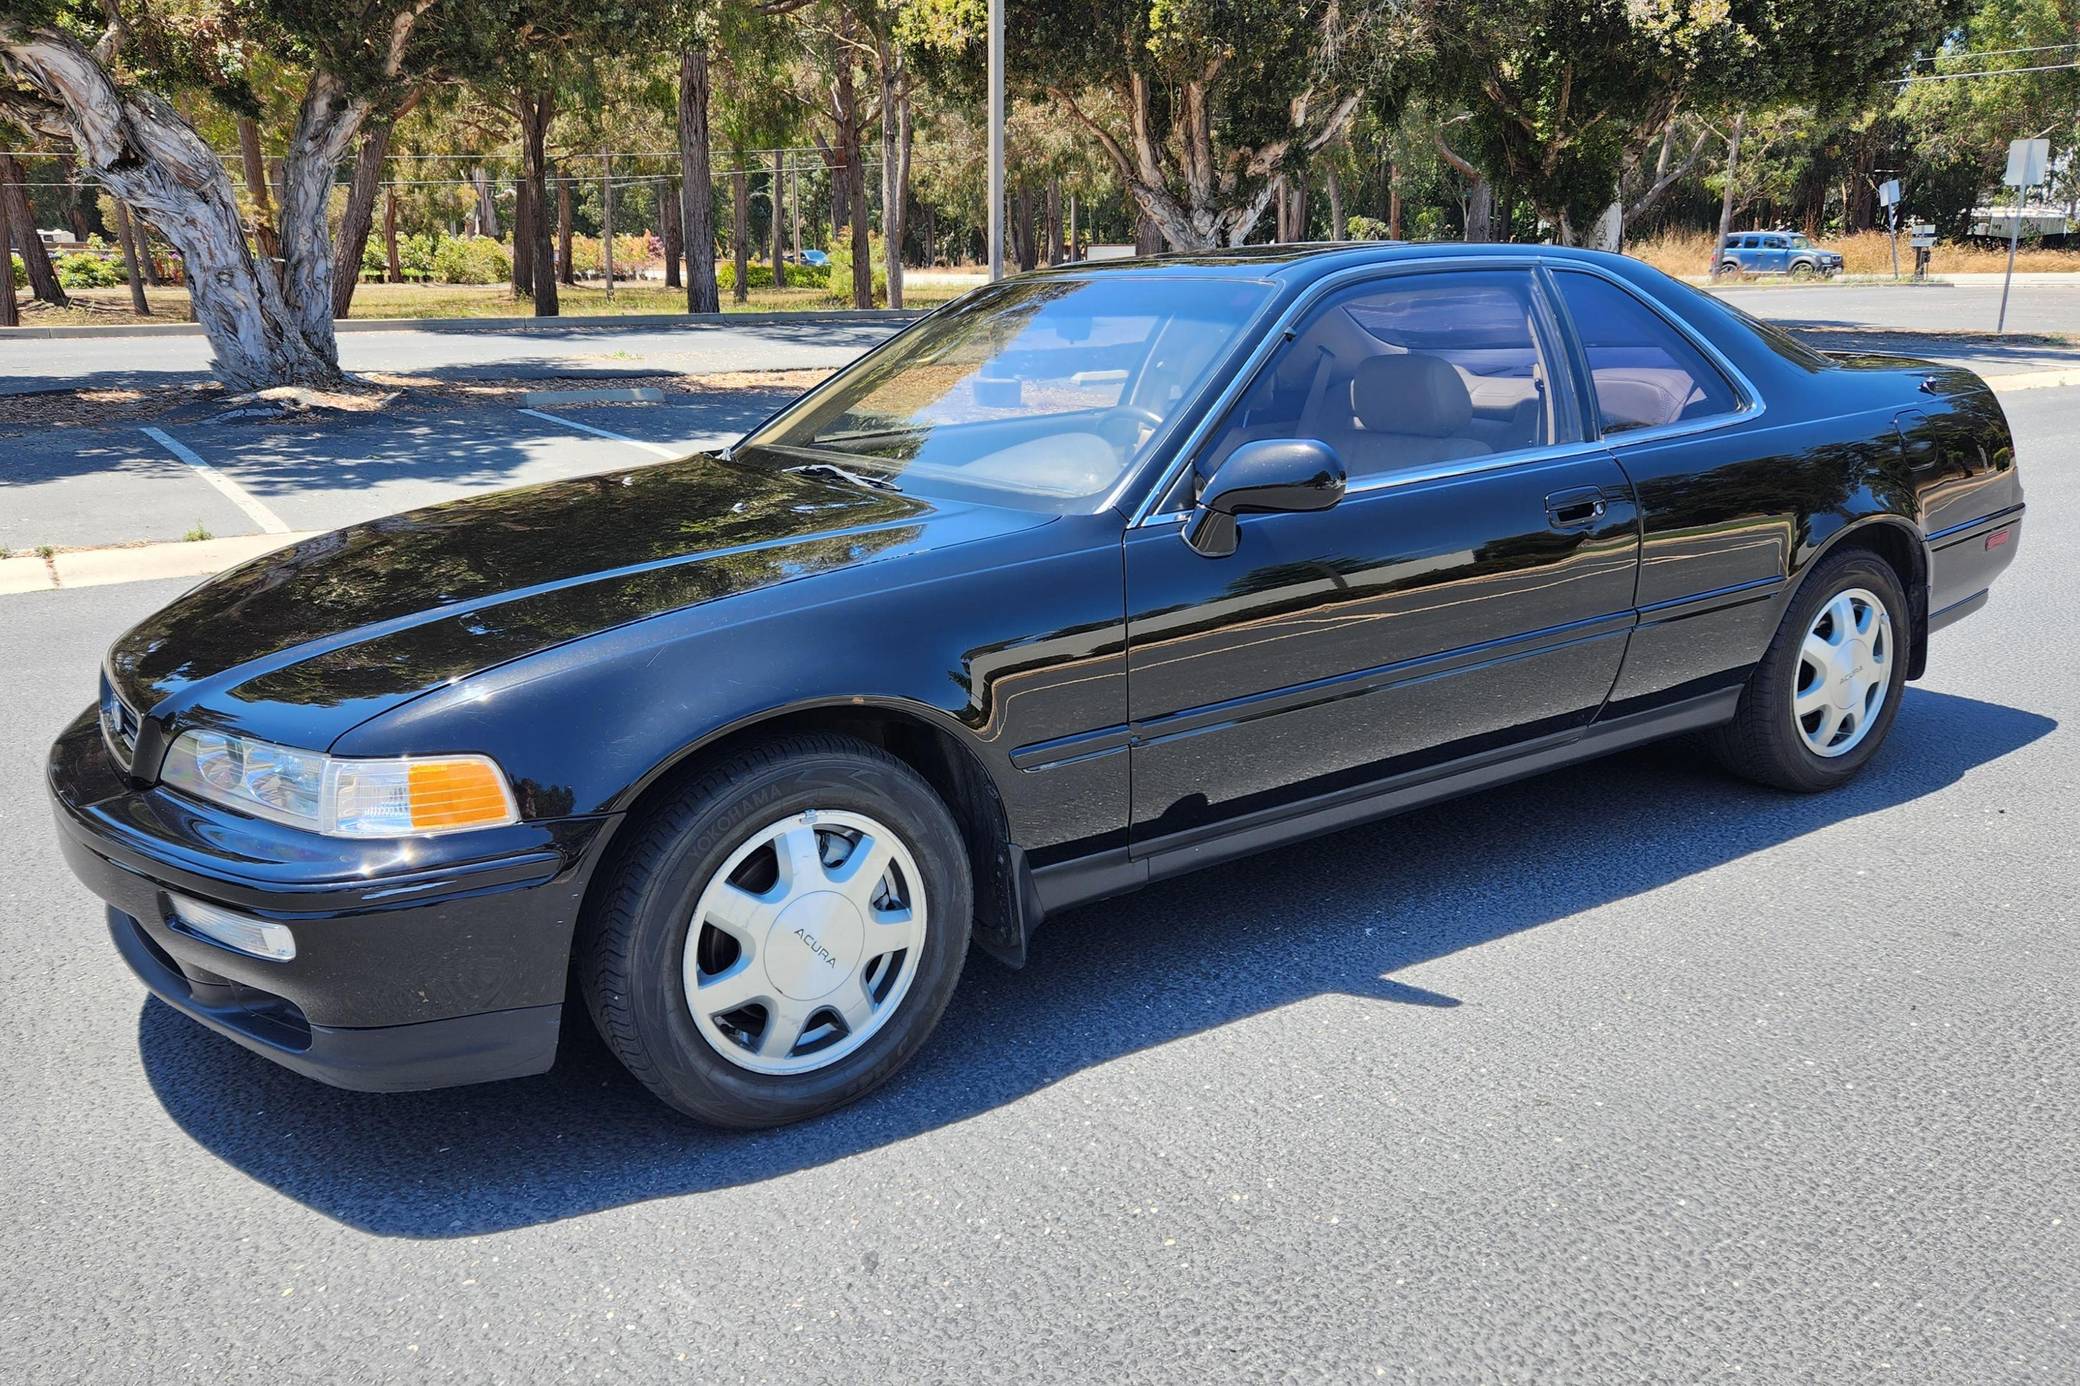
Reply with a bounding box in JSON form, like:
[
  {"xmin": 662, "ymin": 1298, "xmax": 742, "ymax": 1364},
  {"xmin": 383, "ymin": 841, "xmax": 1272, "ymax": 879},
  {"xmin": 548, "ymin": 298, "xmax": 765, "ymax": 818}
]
[
  {"xmin": 1715, "ymin": 260, "xmax": 1742, "ymax": 280},
  {"xmin": 1790, "ymin": 261, "xmax": 1817, "ymax": 281},
  {"xmin": 578, "ymin": 733, "xmax": 971, "ymax": 1127},
  {"xmin": 1708, "ymin": 549, "xmax": 1911, "ymax": 793}
]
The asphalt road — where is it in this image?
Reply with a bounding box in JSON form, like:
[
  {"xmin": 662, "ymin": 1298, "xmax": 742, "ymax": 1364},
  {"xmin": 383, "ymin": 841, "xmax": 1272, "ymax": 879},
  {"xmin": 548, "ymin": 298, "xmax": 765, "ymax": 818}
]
[
  {"xmin": 0, "ymin": 278, "xmax": 2074, "ymax": 397},
  {"xmin": 0, "ymin": 386, "xmax": 2074, "ymax": 1379},
  {"xmin": 0, "ymin": 316, "xmax": 907, "ymax": 396}
]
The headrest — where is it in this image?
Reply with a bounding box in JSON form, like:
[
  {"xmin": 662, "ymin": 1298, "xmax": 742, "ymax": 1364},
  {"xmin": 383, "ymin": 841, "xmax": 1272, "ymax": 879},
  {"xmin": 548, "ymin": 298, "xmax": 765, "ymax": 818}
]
[{"xmin": 1351, "ymin": 353, "xmax": 1472, "ymax": 437}]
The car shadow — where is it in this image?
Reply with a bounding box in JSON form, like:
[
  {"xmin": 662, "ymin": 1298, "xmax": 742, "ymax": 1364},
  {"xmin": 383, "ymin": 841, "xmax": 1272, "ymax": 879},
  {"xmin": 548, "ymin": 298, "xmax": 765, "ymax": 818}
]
[{"xmin": 138, "ymin": 688, "xmax": 2054, "ymax": 1237}]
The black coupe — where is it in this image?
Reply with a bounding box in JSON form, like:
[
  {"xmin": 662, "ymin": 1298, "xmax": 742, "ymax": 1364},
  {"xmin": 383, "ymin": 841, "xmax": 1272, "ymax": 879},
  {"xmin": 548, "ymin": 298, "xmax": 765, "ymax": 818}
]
[{"xmin": 50, "ymin": 244, "xmax": 2025, "ymax": 1126}]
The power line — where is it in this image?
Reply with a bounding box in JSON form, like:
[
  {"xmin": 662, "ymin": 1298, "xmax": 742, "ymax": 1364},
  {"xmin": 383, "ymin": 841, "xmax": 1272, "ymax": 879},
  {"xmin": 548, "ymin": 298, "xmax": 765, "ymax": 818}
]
[{"xmin": 1894, "ymin": 61, "xmax": 2080, "ymax": 83}]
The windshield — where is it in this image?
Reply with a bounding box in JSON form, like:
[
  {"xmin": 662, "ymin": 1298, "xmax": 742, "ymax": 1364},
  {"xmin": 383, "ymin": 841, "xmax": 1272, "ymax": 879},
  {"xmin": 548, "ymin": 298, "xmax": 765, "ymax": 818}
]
[
  {"xmin": 1787, "ymin": 233, "xmax": 1814, "ymax": 248},
  {"xmin": 736, "ymin": 275, "xmax": 1275, "ymax": 512}
]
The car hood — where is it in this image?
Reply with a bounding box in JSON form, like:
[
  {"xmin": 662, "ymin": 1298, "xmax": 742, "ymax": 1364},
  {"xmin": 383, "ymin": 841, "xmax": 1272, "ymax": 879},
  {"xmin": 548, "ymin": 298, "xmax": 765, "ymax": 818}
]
[{"xmin": 106, "ymin": 453, "xmax": 1047, "ymax": 740}]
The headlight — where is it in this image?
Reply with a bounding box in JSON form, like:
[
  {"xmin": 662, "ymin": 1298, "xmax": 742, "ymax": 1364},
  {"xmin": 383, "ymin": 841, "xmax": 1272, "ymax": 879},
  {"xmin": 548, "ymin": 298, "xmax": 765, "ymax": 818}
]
[{"xmin": 159, "ymin": 730, "xmax": 519, "ymax": 837}]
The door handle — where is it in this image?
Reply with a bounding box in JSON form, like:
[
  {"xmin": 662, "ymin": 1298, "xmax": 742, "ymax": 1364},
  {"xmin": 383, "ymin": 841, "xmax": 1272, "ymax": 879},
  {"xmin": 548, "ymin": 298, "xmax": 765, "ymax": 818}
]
[{"xmin": 1544, "ymin": 487, "xmax": 1607, "ymax": 528}]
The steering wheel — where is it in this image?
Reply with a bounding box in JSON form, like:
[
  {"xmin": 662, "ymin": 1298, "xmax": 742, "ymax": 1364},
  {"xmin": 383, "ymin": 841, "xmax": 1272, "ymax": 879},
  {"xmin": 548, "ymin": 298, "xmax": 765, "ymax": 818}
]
[{"xmin": 1096, "ymin": 404, "xmax": 1166, "ymax": 452}]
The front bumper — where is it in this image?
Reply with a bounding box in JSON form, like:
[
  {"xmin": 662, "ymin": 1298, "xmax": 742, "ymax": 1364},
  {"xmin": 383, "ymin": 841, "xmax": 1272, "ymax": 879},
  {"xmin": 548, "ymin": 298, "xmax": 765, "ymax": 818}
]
[{"xmin": 48, "ymin": 707, "xmax": 616, "ymax": 1092}]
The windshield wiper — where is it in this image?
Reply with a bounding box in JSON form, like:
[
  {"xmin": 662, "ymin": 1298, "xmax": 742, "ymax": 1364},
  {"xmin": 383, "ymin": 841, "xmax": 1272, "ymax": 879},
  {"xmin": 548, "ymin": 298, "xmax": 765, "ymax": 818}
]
[{"xmin": 785, "ymin": 461, "xmax": 901, "ymax": 492}]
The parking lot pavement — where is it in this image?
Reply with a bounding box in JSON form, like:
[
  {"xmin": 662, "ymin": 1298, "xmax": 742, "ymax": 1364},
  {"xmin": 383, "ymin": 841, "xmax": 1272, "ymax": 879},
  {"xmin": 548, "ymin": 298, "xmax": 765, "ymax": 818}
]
[
  {"xmin": 1713, "ymin": 279, "xmax": 2080, "ymax": 341},
  {"xmin": 0, "ymin": 316, "xmax": 906, "ymax": 396},
  {"xmin": 0, "ymin": 387, "xmax": 2074, "ymax": 1382},
  {"xmin": 2, "ymin": 387, "xmax": 800, "ymax": 555}
]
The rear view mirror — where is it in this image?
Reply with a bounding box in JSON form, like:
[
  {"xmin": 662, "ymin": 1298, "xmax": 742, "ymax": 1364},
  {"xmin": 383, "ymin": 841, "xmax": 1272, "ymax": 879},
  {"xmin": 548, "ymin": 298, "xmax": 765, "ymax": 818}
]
[{"xmin": 1184, "ymin": 438, "xmax": 1346, "ymax": 558}]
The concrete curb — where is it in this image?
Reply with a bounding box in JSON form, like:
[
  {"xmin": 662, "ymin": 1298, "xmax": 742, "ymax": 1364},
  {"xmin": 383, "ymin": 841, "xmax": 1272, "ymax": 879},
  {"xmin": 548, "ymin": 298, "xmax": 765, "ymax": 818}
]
[
  {"xmin": 521, "ymin": 387, "xmax": 665, "ymax": 407},
  {"xmin": 0, "ymin": 308, "xmax": 925, "ymax": 342},
  {"xmin": 0, "ymin": 531, "xmax": 315, "ymax": 597}
]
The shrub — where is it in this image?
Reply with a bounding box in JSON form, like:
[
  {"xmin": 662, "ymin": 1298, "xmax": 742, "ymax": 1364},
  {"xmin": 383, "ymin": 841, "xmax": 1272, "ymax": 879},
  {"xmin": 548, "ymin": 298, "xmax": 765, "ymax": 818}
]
[
  {"xmin": 56, "ymin": 250, "xmax": 123, "ymax": 289},
  {"xmin": 431, "ymin": 235, "xmax": 512, "ymax": 284},
  {"xmin": 825, "ymin": 234, "xmax": 889, "ymax": 303},
  {"xmin": 8, "ymin": 252, "xmax": 22, "ymax": 290},
  {"xmin": 716, "ymin": 260, "xmax": 783, "ymax": 291}
]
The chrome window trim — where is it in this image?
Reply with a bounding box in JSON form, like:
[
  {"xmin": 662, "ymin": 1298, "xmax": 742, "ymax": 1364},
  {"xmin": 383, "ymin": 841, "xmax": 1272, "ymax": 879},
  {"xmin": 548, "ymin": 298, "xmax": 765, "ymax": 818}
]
[{"xmin": 1126, "ymin": 252, "xmax": 1770, "ymax": 528}]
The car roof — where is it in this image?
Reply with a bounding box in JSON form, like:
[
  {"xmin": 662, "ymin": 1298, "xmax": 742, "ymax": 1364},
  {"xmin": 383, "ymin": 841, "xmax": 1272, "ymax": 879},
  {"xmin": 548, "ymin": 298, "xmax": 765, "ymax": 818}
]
[{"xmin": 1024, "ymin": 241, "xmax": 1661, "ymax": 291}]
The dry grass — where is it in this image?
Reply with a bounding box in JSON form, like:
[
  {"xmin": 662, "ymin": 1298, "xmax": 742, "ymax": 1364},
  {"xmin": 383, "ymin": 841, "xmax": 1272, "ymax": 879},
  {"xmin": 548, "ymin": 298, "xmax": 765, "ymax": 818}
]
[
  {"xmin": 1627, "ymin": 227, "xmax": 2080, "ymax": 279},
  {"xmin": 8, "ymin": 276, "xmax": 973, "ymax": 329}
]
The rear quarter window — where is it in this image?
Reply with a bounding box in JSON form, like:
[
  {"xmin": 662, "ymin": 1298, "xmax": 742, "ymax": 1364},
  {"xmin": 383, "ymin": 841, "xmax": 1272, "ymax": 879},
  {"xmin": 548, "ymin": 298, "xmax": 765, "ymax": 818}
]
[{"xmin": 1553, "ymin": 271, "xmax": 1743, "ymax": 435}]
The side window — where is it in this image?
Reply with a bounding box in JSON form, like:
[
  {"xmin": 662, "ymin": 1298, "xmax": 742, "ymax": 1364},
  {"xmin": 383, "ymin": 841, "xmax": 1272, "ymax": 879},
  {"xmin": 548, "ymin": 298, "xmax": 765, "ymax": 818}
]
[
  {"xmin": 1553, "ymin": 271, "xmax": 1742, "ymax": 436},
  {"xmin": 1201, "ymin": 269, "xmax": 1559, "ymax": 484},
  {"xmin": 1765, "ymin": 235, "xmax": 1788, "ymax": 250}
]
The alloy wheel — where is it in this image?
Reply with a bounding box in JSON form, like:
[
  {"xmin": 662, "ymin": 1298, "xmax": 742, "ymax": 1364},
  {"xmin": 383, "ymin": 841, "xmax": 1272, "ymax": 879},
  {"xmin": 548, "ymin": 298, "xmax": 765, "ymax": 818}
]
[
  {"xmin": 682, "ymin": 809, "xmax": 927, "ymax": 1075},
  {"xmin": 1793, "ymin": 586, "xmax": 1893, "ymax": 758}
]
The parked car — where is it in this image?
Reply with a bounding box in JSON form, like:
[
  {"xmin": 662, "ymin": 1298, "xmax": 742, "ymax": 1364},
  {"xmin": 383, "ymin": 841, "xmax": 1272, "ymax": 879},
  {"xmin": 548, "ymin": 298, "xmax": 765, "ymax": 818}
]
[
  {"xmin": 1717, "ymin": 229, "xmax": 1845, "ymax": 280},
  {"xmin": 789, "ymin": 247, "xmax": 830, "ymax": 268},
  {"xmin": 51, "ymin": 245, "xmax": 2024, "ymax": 1127}
]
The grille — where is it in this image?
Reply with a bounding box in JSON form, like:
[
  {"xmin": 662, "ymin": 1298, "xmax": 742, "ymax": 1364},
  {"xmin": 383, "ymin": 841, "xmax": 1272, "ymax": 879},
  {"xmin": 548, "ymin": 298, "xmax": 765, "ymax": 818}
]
[{"xmin": 99, "ymin": 679, "xmax": 140, "ymax": 771}]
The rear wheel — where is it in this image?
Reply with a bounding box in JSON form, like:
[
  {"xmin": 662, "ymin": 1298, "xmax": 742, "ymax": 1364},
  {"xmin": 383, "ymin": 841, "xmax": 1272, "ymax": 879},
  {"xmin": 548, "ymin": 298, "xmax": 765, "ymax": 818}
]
[
  {"xmin": 1708, "ymin": 550, "xmax": 1910, "ymax": 792},
  {"xmin": 579, "ymin": 733, "xmax": 971, "ymax": 1127},
  {"xmin": 1715, "ymin": 259, "xmax": 1742, "ymax": 280}
]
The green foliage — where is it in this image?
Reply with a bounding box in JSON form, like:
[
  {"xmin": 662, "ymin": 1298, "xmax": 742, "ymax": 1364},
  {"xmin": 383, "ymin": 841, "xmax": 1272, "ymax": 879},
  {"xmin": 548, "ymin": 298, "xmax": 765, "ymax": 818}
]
[
  {"xmin": 717, "ymin": 261, "xmax": 784, "ymax": 291},
  {"xmin": 826, "ymin": 234, "xmax": 890, "ymax": 302},
  {"xmin": 431, "ymin": 236, "xmax": 513, "ymax": 284},
  {"xmin": 8, "ymin": 253, "xmax": 22, "ymax": 290},
  {"xmin": 55, "ymin": 251, "xmax": 122, "ymax": 288}
]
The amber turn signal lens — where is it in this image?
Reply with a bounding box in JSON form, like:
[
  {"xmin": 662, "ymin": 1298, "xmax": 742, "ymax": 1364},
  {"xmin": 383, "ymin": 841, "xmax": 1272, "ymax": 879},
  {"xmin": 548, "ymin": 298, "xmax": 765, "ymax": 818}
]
[{"xmin": 408, "ymin": 758, "xmax": 517, "ymax": 830}]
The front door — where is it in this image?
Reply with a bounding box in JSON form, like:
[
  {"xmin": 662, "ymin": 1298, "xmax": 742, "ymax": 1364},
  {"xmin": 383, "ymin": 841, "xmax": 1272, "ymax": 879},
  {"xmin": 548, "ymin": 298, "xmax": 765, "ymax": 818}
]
[{"xmin": 1123, "ymin": 265, "xmax": 1642, "ymax": 849}]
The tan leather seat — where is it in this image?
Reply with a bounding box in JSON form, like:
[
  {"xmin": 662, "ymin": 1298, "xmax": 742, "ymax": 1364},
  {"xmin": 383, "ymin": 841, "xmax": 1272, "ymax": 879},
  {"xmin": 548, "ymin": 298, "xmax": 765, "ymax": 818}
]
[{"xmin": 1325, "ymin": 354, "xmax": 1489, "ymax": 479}]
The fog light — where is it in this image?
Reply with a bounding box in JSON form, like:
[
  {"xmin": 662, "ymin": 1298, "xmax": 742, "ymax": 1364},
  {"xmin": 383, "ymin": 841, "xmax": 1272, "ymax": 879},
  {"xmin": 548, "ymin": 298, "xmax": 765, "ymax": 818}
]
[{"xmin": 168, "ymin": 894, "xmax": 297, "ymax": 962}]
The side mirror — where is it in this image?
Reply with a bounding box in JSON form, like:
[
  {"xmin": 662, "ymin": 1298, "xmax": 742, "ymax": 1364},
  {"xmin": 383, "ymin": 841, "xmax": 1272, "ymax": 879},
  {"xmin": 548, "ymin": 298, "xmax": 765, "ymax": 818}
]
[{"xmin": 1183, "ymin": 438, "xmax": 1346, "ymax": 558}]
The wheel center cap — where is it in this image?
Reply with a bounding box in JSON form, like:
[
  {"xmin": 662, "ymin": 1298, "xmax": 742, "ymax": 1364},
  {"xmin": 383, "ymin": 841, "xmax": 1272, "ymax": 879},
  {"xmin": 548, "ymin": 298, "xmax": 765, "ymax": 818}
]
[{"xmin": 767, "ymin": 892, "xmax": 865, "ymax": 1001}]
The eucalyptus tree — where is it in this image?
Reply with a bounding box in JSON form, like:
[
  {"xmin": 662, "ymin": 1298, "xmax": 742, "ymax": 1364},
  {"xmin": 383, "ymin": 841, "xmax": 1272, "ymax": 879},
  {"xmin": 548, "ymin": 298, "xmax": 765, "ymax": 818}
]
[
  {"xmin": 1421, "ymin": 0, "xmax": 1965, "ymax": 247},
  {"xmin": 1011, "ymin": 0, "xmax": 1388, "ymax": 249},
  {"xmin": 0, "ymin": 0, "xmax": 470, "ymax": 387}
]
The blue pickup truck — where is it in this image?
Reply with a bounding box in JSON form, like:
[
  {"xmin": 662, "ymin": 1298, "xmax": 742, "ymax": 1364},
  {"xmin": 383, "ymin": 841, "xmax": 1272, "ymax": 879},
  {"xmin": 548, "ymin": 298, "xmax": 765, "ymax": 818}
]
[{"xmin": 1716, "ymin": 230, "xmax": 1844, "ymax": 280}]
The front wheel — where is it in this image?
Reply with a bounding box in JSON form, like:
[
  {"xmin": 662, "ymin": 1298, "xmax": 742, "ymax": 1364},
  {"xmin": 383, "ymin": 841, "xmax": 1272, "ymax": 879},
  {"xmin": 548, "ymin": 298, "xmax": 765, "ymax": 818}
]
[
  {"xmin": 578, "ymin": 733, "xmax": 972, "ymax": 1127},
  {"xmin": 1790, "ymin": 261, "xmax": 1818, "ymax": 282},
  {"xmin": 1708, "ymin": 549, "xmax": 1910, "ymax": 792}
]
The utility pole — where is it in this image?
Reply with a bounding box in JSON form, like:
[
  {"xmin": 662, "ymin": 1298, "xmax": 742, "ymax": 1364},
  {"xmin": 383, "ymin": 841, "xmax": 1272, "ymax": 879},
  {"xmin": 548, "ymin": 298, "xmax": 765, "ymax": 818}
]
[{"xmin": 987, "ymin": 0, "xmax": 1004, "ymax": 281}]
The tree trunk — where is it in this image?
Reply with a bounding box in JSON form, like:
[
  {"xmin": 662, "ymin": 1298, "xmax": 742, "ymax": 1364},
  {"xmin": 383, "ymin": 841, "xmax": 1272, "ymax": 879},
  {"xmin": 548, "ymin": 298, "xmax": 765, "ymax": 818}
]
[
  {"xmin": 57, "ymin": 153, "xmax": 90, "ymax": 241},
  {"xmin": 730, "ymin": 162, "xmax": 749, "ymax": 305},
  {"xmin": 517, "ymin": 89, "xmax": 558, "ymax": 316},
  {"xmin": 557, "ymin": 171, "xmax": 575, "ymax": 285},
  {"xmin": 276, "ymin": 69, "xmax": 383, "ymax": 364},
  {"xmin": 1464, "ymin": 178, "xmax": 1493, "ymax": 243},
  {"xmin": 0, "ymin": 153, "xmax": 66, "ymax": 305},
  {"xmin": 113, "ymin": 198, "xmax": 148, "ymax": 313},
  {"xmin": 770, "ymin": 150, "xmax": 786, "ymax": 290},
  {"xmin": 331, "ymin": 114, "xmax": 395, "ymax": 318},
  {"xmin": 472, "ymin": 165, "xmax": 499, "ymax": 239},
  {"xmin": 382, "ymin": 189, "xmax": 401, "ymax": 282},
  {"xmin": 0, "ymin": 27, "xmax": 343, "ymax": 386},
  {"xmin": 0, "ymin": 208, "xmax": 18, "ymax": 326},
  {"xmin": 1044, "ymin": 178, "xmax": 1060, "ymax": 265},
  {"xmin": 236, "ymin": 115, "xmax": 280, "ymax": 262},
  {"xmin": 876, "ymin": 50, "xmax": 909, "ymax": 308},
  {"xmin": 661, "ymin": 180, "xmax": 681, "ymax": 290},
  {"xmin": 511, "ymin": 174, "xmax": 533, "ymax": 296},
  {"xmin": 1066, "ymin": 194, "xmax": 1076, "ymax": 260},
  {"xmin": 1326, "ymin": 164, "xmax": 1343, "ymax": 241},
  {"xmin": 677, "ymin": 46, "xmax": 719, "ymax": 314},
  {"xmin": 1135, "ymin": 210, "xmax": 1160, "ymax": 255},
  {"xmin": 1711, "ymin": 115, "xmax": 1745, "ymax": 278},
  {"xmin": 1387, "ymin": 160, "xmax": 1402, "ymax": 239},
  {"xmin": 832, "ymin": 26, "xmax": 871, "ymax": 308}
]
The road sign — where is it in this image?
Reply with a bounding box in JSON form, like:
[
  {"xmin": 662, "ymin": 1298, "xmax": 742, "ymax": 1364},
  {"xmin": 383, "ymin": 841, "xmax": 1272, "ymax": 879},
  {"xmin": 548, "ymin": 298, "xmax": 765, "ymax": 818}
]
[
  {"xmin": 1878, "ymin": 178, "xmax": 1902, "ymax": 207},
  {"xmin": 1909, "ymin": 227, "xmax": 1937, "ymax": 249},
  {"xmin": 2004, "ymin": 138, "xmax": 2050, "ymax": 188}
]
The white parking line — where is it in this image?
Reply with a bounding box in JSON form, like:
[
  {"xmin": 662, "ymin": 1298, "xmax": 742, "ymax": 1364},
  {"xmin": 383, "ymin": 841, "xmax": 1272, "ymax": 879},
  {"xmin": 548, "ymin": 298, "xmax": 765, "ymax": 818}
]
[
  {"xmin": 517, "ymin": 407, "xmax": 682, "ymax": 458},
  {"xmin": 138, "ymin": 426, "xmax": 292, "ymax": 534},
  {"xmin": 1987, "ymin": 366, "xmax": 2080, "ymax": 395}
]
